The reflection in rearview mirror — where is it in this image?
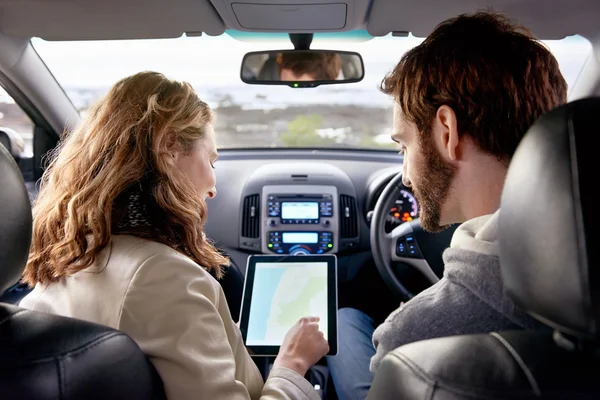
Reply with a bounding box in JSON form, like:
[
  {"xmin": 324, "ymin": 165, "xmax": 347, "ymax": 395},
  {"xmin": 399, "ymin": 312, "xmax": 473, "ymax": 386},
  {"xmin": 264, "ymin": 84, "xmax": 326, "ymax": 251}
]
[{"xmin": 241, "ymin": 50, "xmax": 364, "ymax": 88}]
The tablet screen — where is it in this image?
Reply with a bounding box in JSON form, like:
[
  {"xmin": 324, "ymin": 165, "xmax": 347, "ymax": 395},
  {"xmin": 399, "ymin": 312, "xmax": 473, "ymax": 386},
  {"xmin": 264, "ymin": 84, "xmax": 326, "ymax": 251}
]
[
  {"xmin": 246, "ymin": 261, "xmax": 328, "ymax": 346},
  {"xmin": 240, "ymin": 255, "xmax": 337, "ymax": 356}
]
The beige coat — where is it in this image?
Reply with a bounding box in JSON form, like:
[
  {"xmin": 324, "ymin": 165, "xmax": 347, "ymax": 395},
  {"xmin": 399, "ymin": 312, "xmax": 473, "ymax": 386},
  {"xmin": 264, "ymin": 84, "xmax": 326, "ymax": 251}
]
[{"xmin": 20, "ymin": 235, "xmax": 319, "ymax": 400}]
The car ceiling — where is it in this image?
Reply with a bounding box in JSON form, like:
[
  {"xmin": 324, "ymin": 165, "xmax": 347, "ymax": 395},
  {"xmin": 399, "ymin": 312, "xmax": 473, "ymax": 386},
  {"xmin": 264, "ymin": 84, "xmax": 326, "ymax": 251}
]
[{"xmin": 0, "ymin": 0, "xmax": 599, "ymax": 41}]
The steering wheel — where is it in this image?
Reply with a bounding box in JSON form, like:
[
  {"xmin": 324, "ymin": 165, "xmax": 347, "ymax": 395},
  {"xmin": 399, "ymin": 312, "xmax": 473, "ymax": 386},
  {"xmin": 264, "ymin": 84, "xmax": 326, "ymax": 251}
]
[{"xmin": 370, "ymin": 172, "xmax": 457, "ymax": 300}]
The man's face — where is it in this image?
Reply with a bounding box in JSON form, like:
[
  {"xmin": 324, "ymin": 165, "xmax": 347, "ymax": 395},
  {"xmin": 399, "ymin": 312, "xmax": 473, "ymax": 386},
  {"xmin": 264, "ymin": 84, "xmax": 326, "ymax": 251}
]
[{"xmin": 391, "ymin": 103, "xmax": 456, "ymax": 232}]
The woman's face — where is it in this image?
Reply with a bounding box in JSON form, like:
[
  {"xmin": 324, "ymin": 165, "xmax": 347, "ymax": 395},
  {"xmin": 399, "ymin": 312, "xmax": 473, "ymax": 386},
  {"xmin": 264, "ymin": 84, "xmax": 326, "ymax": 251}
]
[{"xmin": 175, "ymin": 124, "xmax": 218, "ymax": 200}]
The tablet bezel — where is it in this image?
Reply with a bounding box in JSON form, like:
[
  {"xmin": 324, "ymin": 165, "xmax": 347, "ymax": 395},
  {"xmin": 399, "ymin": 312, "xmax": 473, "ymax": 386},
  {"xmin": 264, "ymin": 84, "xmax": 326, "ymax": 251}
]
[{"xmin": 239, "ymin": 254, "xmax": 338, "ymax": 356}]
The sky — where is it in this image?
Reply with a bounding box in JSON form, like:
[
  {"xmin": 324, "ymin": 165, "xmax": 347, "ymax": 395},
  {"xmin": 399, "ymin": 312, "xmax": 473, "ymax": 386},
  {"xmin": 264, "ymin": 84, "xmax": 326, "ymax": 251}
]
[
  {"xmin": 0, "ymin": 33, "xmax": 592, "ymax": 107},
  {"xmin": 30, "ymin": 32, "xmax": 592, "ymax": 92}
]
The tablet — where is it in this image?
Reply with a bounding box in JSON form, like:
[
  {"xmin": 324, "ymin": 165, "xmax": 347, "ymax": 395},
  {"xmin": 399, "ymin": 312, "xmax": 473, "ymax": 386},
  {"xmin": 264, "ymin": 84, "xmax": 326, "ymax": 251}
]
[{"xmin": 239, "ymin": 254, "xmax": 338, "ymax": 356}]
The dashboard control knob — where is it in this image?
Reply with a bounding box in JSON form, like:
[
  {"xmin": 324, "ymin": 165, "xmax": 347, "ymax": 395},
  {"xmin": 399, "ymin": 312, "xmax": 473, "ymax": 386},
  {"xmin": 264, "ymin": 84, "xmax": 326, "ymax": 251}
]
[
  {"xmin": 323, "ymin": 220, "xmax": 330, "ymax": 227},
  {"xmin": 291, "ymin": 248, "xmax": 310, "ymax": 256},
  {"xmin": 269, "ymin": 219, "xmax": 277, "ymax": 227}
]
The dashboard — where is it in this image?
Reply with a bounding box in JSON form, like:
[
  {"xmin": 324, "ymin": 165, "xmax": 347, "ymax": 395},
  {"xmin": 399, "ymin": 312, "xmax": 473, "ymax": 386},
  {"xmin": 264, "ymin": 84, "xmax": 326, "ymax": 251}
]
[
  {"xmin": 203, "ymin": 148, "xmax": 422, "ymax": 321},
  {"xmin": 205, "ymin": 148, "xmax": 418, "ymax": 258}
]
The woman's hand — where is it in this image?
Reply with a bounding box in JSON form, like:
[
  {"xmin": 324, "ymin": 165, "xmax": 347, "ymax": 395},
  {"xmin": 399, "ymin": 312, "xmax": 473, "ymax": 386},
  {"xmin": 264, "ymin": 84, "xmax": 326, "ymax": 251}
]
[{"xmin": 273, "ymin": 317, "xmax": 330, "ymax": 377}]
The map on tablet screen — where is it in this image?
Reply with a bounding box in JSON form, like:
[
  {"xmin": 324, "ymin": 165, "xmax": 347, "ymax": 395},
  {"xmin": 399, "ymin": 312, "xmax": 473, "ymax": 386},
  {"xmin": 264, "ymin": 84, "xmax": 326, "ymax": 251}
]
[{"xmin": 246, "ymin": 261, "xmax": 328, "ymax": 346}]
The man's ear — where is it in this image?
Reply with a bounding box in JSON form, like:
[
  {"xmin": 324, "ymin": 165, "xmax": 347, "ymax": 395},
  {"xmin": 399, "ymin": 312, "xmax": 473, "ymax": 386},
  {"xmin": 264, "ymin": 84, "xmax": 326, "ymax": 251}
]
[{"xmin": 435, "ymin": 105, "xmax": 460, "ymax": 161}]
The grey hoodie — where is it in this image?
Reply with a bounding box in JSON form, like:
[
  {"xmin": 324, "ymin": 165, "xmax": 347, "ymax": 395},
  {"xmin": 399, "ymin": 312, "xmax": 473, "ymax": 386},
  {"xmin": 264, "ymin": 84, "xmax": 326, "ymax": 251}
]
[{"xmin": 370, "ymin": 210, "xmax": 544, "ymax": 372}]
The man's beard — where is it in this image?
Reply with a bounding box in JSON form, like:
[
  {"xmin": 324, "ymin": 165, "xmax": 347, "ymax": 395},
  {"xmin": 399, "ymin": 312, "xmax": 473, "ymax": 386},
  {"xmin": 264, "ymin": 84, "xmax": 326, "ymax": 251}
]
[{"xmin": 411, "ymin": 134, "xmax": 456, "ymax": 233}]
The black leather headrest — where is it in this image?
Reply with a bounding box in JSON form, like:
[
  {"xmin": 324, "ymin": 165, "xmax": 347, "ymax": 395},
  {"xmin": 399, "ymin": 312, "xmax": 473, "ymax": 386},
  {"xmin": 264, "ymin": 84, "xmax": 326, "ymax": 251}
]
[
  {"xmin": 0, "ymin": 127, "xmax": 25, "ymax": 158},
  {"xmin": 0, "ymin": 143, "xmax": 31, "ymax": 293},
  {"xmin": 500, "ymin": 98, "xmax": 599, "ymax": 340}
]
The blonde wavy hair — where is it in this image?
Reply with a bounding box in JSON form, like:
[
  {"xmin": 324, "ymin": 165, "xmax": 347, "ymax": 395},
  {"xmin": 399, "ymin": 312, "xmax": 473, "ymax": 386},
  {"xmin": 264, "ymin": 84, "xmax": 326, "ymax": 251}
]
[{"xmin": 23, "ymin": 71, "xmax": 228, "ymax": 286}]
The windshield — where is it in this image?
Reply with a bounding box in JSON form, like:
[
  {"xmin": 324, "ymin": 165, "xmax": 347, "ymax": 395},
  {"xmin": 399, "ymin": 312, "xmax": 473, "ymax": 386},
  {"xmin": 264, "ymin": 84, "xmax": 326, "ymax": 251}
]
[{"xmin": 31, "ymin": 33, "xmax": 592, "ymax": 150}]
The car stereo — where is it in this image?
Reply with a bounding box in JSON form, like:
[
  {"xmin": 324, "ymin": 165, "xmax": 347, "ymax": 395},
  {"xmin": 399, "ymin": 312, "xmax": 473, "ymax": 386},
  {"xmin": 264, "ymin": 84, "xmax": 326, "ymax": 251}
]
[
  {"xmin": 267, "ymin": 231, "xmax": 334, "ymax": 255},
  {"xmin": 262, "ymin": 186, "xmax": 338, "ymax": 255},
  {"xmin": 267, "ymin": 194, "xmax": 333, "ymax": 224}
]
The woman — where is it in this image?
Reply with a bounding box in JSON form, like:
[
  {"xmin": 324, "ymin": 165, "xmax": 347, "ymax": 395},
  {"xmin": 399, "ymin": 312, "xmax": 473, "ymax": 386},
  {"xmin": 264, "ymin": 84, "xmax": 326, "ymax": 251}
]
[{"xmin": 20, "ymin": 71, "xmax": 329, "ymax": 399}]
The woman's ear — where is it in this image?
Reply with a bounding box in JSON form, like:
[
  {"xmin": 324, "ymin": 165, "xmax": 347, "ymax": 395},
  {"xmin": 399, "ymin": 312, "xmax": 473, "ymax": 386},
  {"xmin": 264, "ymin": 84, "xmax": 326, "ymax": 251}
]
[
  {"xmin": 435, "ymin": 105, "xmax": 460, "ymax": 161},
  {"xmin": 164, "ymin": 133, "xmax": 180, "ymax": 160}
]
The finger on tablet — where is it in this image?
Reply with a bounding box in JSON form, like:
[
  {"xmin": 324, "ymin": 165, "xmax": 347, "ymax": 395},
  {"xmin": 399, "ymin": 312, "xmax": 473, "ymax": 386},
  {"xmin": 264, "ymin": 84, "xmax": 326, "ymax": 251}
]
[{"xmin": 300, "ymin": 316, "xmax": 320, "ymax": 324}]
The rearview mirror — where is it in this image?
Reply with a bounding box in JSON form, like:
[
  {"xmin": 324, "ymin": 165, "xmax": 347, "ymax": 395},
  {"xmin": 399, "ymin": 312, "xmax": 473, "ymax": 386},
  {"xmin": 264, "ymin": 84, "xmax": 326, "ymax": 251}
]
[{"xmin": 241, "ymin": 50, "xmax": 364, "ymax": 88}]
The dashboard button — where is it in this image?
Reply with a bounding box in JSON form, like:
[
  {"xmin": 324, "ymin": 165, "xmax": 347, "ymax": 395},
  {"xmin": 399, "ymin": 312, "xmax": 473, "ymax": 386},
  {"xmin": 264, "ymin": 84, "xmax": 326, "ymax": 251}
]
[
  {"xmin": 408, "ymin": 244, "xmax": 421, "ymax": 258},
  {"xmin": 403, "ymin": 235, "xmax": 422, "ymax": 258},
  {"xmin": 396, "ymin": 239, "xmax": 407, "ymax": 256}
]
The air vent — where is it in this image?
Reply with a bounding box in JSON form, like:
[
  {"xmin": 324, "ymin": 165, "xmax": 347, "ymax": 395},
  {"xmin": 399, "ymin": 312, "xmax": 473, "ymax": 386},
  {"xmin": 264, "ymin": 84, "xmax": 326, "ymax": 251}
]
[
  {"xmin": 340, "ymin": 195, "xmax": 358, "ymax": 238},
  {"xmin": 241, "ymin": 194, "xmax": 260, "ymax": 238}
]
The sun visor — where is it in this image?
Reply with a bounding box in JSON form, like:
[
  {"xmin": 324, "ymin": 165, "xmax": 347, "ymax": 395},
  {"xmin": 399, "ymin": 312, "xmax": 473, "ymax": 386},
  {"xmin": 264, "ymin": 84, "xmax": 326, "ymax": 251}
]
[
  {"xmin": 233, "ymin": 3, "xmax": 346, "ymax": 30},
  {"xmin": 210, "ymin": 0, "xmax": 370, "ymax": 32},
  {"xmin": 0, "ymin": 0, "xmax": 226, "ymax": 40},
  {"xmin": 366, "ymin": 0, "xmax": 600, "ymax": 39}
]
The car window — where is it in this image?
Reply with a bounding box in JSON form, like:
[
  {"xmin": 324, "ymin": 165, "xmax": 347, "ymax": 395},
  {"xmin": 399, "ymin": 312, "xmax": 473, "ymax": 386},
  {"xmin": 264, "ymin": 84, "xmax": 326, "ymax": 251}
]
[
  {"xmin": 31, "ymin": 33, "xmax": 592, "ymax": 150},
  {"xmin": 0, "ymin": 86, "xmax": 34, "ymax": 156}
]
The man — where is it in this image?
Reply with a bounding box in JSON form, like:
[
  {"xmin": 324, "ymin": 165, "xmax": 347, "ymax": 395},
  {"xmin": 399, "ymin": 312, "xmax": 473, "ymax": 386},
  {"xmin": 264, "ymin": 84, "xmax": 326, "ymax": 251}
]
[
  {"xmin": 326, "ymin": 11, "xmax": 567, "ymax": 400},
  {"xmin": 277, "ymin": 52, "xmax": 342, "ymax": 81}
]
